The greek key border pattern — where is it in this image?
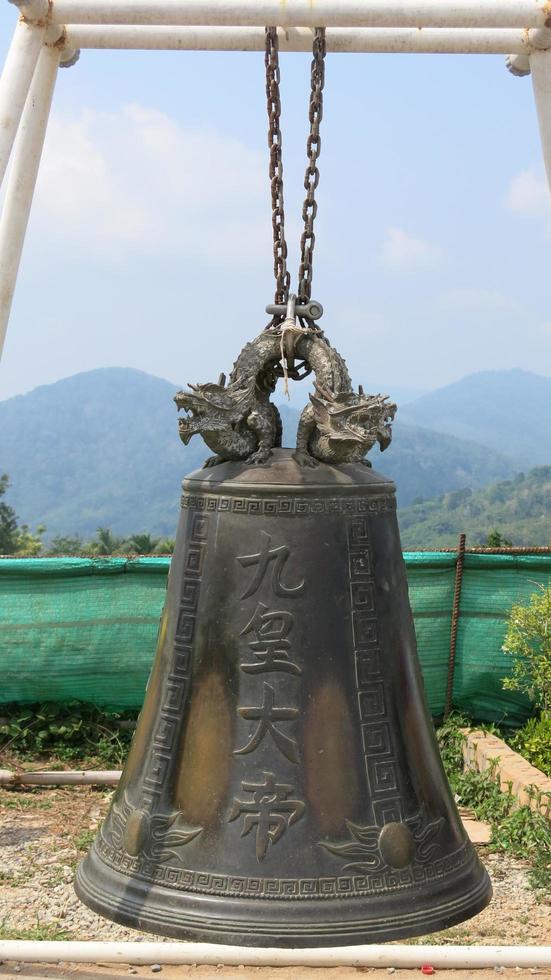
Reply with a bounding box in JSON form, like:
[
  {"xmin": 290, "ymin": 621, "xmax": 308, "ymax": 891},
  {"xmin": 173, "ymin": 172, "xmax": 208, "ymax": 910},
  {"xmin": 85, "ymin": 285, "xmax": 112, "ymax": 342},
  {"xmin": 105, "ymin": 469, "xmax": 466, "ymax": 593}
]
[
  {"xmin": 348, "ymin": 516, "xmax": 403, "ymax": 823},
  {"xmin": 95, "ymin": 836, "xmax": 472, "ymax": 901},
  {"xmin": 181, "ymin": 492, "xmax": 396, "ymax": 517},
  {"xmin": 141, "ymin": 511, "xmax": 208, "ymax": 807}
]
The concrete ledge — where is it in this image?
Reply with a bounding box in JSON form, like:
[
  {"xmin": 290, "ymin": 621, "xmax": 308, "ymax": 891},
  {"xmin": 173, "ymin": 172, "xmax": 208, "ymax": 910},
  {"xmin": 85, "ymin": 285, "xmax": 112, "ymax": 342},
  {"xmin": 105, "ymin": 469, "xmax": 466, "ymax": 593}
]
[{"xmin": 462, "ymin": 729, "xmax": 551, "ymax": 818}]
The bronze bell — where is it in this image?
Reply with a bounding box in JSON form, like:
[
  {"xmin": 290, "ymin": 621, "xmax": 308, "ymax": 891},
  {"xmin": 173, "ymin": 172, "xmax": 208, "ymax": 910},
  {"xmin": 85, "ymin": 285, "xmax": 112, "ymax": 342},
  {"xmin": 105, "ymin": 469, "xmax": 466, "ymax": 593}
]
[{"xmin": 75, "ymin": 450, "xmax": 491, "ymax": 946}]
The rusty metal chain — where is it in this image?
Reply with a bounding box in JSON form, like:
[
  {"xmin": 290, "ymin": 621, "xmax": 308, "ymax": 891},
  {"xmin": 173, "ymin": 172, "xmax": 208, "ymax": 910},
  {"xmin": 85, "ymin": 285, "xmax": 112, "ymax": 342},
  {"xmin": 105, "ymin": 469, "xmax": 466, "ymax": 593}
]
[
  {"xmin": 265, "ymin": 26, "xmax": 326, "ymax": 308},
  {"xmin": 298, "ymin": 27, "xmax": 326, "ymax": 303},
  {"xmin": 265, "ymin": 26, "xmax": 290, "ymax": 306}
]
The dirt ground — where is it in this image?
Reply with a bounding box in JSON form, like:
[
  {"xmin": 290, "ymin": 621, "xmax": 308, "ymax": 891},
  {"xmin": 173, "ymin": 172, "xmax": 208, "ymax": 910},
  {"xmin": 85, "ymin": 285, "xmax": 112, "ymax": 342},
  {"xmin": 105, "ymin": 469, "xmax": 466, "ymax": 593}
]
[
  {"xmin": 0, "ymin": 968, "xmax": 550, "ymax": 980},
  {"xmin": 0, "ymin": 783, "xmax": 549, "ymax": 979}
]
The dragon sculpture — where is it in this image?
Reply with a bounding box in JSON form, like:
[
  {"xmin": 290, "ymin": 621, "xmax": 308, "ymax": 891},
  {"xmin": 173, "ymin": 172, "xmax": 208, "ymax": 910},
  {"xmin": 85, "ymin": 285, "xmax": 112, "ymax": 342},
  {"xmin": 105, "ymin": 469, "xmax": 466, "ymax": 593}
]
[{"xmin": 175, "ymin": 321, "xmax": 396, "ymax": 468}]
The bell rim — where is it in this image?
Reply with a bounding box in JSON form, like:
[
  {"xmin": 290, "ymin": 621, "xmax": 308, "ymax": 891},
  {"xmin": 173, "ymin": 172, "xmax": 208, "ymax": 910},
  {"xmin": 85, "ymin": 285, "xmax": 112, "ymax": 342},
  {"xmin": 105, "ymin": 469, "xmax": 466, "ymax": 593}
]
[{"xmin": 75, "ymin": 849, "xmax": 492, "ymax": 947}]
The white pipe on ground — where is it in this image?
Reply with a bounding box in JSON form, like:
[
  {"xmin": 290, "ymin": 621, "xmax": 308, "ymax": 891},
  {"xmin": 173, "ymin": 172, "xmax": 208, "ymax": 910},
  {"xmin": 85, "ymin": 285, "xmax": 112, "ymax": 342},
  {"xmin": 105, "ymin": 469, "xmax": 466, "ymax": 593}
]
[
  {"xmin": 530, "ymin": 49, "xmax": 551, "ymax": 198},
  {"xmin": 0, "ymin": 16, "xmax": 46, "ymax": 188},
  {"xmin": 0, "ymin": 769, "xmax": 121, "ymax": 785},
  {"xmin": 49, "ymin": 0, "xmax": 551, "ymax": 30},
  {"xmin": 0, "ymin": 43, "xmax": 59, "ymax": 360},
  {"xmin": 0, "ymin": 941, "xmax": 550, "ymax": 968},
  {"xmin": 63, "ymin": 25, "xmax": 551, "ymax": 53}
]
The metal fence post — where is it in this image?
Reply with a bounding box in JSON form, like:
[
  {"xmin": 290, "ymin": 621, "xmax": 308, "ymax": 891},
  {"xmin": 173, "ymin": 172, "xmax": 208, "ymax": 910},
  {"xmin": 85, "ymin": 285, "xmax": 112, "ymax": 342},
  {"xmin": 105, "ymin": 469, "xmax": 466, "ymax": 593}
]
[{"xmin": 443, "ymin": 533, "xmax": 467, "ymax": 719}]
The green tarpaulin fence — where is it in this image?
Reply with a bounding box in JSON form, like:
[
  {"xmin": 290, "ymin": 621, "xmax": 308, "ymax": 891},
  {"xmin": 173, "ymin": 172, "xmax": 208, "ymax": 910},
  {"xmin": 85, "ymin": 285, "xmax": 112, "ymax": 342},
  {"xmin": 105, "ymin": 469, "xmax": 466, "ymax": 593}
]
[{"xmin": 1, "ymin": 554, "xmax": 549, "ymax": 725}]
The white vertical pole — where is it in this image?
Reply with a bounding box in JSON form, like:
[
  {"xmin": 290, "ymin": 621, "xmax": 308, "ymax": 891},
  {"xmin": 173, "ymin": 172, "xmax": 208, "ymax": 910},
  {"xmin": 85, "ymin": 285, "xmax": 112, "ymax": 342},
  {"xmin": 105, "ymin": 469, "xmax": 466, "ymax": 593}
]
[
  {"xmin": 0, "ymin": 43, "xmax": 60, "ymax": 360},
  {"xmin": 0, "ymin": 16, "xmax": 47, "ymax": 188},
  {"xmin": 530, "ymin": 49, "xmax": 551, "ymax": 199}
]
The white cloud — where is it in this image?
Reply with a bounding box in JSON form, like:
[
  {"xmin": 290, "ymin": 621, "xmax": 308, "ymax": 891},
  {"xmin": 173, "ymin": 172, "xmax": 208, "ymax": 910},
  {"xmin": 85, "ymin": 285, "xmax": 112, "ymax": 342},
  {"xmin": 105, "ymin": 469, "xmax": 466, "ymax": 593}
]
[
  {"xmin": 380, "ymin": 226, "xmax": 440, "ymax": 270},
  {"xmin": 32, "ymin": 105, "xmax": 268, "ymax": 263},
  {"xmin": 506, "ymin": 167, "xmax": 551, "ymax": 217}
]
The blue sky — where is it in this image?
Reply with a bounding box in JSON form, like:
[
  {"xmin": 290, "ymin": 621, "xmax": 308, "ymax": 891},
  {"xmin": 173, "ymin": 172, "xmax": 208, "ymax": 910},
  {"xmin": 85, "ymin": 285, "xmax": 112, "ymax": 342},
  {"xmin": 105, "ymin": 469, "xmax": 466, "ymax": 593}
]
[{"xmin": 1, "ymin": 7, "xmax": 550, "ymax": 405}]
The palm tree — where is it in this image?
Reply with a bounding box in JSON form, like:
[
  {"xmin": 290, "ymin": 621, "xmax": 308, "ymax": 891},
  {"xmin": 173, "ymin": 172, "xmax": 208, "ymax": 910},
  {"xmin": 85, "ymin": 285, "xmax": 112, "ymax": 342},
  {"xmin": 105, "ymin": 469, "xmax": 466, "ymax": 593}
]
[
  {"xmin": 154, "ymin": 537, "xmax": 175, "ymax": 555},
  {"xmin": 127, "ymin": 533, "xmax": 160, "ymax": 555},
  {"xmin": 88, "ymin": 526, "xmax": 125, "ymax": 556}
]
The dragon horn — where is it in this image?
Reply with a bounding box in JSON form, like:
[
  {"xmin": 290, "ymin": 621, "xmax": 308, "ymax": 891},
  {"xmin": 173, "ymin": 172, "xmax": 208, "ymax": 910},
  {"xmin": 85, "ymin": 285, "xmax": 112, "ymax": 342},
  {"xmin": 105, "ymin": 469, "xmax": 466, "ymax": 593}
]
[{"xmin": 313, "ymin": 382, "xmax": 336, "ymax": 402}]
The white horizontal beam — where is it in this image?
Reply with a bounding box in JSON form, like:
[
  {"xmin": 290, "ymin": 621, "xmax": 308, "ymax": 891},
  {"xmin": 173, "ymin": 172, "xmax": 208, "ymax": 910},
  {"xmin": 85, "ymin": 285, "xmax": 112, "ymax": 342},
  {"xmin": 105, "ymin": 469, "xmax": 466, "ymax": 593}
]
[
  {"xmin": 10, "ymin": 0, "xmax": 50, "ymax": 22},
  {"xmin": 0, "ymin": 941, "xmax": 550, "ymax": 968},
  {"xmin": 0, "ymin": 768, "xmax": 121, "ymax": 785},
  {"xmin": 48, "ymin": 0, "xmax": 551, "ymax": 30},
  {"xmin": 63, "ymin": 25, "xmax": 551, "ymax": 53}
]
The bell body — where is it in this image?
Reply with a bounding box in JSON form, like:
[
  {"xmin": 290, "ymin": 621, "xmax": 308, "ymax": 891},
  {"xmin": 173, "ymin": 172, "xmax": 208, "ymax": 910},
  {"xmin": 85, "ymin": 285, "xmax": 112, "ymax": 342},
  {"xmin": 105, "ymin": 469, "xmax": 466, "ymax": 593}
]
[{"xmin": 76, "ymin": 450, "xmax": 491, "ymax": 945}]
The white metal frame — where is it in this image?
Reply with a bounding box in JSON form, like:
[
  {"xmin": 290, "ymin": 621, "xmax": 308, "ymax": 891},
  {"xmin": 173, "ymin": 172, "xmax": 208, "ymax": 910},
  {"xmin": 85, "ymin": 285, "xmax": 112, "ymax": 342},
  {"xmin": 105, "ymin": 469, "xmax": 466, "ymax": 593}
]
[
  {"xmin": 0, "ymin": 6, "xmax": 550, "ymax": 963},
  {"xmin": 1, "ymin": 0, "xmax": 551, "ymax": 359}
]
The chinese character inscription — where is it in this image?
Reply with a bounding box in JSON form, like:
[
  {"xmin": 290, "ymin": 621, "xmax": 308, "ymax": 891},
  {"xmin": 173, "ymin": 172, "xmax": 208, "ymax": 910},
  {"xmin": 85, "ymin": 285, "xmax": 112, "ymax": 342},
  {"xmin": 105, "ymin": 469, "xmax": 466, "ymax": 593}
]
[{"xmin": 231, "ymin": 532, "xmax": 306, "ymax": 861}]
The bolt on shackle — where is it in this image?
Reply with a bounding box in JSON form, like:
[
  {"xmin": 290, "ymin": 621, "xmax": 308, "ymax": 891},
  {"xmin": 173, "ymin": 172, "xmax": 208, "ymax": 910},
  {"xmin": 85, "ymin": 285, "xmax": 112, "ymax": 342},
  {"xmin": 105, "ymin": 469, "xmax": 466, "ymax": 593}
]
[{"xmin": 265, "ymin": 297, "xmax": 324, "ymax": 325}]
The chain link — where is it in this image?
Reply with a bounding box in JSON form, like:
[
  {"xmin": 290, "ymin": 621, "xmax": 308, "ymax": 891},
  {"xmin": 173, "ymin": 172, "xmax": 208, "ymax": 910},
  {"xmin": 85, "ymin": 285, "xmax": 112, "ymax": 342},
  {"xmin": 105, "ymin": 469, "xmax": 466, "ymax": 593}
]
[
  {"xmin": 265, "ymin": 26, "xmax": 290, "ymax": 306},
  {"xmin": 265, "ymin": 26, "xmax": 326, "ymax": 308},
  {"xmin": 298, "ymin": 27, "xmax": 326, "ymax": 302}
]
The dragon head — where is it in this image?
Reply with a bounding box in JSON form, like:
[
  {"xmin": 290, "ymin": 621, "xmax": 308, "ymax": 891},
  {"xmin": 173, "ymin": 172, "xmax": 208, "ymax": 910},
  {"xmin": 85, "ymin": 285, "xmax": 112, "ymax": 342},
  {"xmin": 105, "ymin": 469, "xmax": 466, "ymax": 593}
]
[
  {"xmin": 174, "ymin": 375, "xmax": 253, "ymax": 446},
  {"xmin": 310, "ymin": 384, "xmax": 397, "ymax": 455}
]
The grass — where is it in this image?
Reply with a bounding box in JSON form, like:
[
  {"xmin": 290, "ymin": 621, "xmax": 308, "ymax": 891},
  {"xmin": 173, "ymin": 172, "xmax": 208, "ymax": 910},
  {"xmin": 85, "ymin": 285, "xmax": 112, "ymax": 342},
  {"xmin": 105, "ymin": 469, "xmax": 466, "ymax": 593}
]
[
  {"xmin": 74, "ymin": 829, "xmax": 97, "ymax": 851},
  {"xmin": 0, "ymin": 919, "xmax": 74, "ymax": 940},
  {"xmin": 0, "ymin": 792, "xmax": 53, "ymax": 811}
]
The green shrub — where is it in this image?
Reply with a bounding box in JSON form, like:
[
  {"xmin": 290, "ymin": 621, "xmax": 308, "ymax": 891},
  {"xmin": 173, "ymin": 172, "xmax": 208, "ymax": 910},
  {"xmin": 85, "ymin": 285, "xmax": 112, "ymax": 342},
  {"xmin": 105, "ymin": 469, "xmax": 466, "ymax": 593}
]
[
  {"xmin": 0, "ymin": 701, "xmax": 138, "ymax": 767},
  {"xmin": 502, "ymin": 583, "xmax": 551, "ymax": 712},
  {"xmin": 436, "ymin": 714, "xmax": 551, "ymax": 894},
  {"xmin": 508, "ymin": 713, "xmax": 551, "ymax": 777}
]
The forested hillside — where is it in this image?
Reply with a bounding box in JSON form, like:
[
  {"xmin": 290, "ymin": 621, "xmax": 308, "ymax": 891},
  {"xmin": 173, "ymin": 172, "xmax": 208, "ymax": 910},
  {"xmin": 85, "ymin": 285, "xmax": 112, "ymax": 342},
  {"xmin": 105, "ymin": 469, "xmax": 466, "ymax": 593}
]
[
  {"xmin": 400, "ymin": 369, "xmax": 551, "ymax": 467},
  {"xmin": 399, "ymin": 467, "xmax": 551, "ymax": 549},
  {"xmin": 0, "ymin": 368, "xmax": 519, "ymax": 538}
]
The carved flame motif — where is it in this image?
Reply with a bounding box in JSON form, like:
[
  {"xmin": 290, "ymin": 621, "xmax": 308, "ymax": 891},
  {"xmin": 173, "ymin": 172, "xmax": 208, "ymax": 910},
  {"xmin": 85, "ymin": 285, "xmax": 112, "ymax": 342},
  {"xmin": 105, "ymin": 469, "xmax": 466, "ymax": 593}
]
[
  {"xmin": 320, "ymin": 810, "xmax": 445, "ymax": 874},
  {"xmin": 105, "ymin": 790, "xmax": 202, "ymax": 864}
]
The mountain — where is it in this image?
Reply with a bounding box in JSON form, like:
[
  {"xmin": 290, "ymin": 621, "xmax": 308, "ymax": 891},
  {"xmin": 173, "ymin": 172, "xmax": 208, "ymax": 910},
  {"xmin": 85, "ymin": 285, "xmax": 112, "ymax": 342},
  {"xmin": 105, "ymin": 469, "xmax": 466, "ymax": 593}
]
[
  {"xmin": 398, "ymin": 466, "xmax": 551, "ymax": 549},
  {"xmin": 0, "ymin": 368, "xmax": 515, "ymax": 537},
  {"xmin": 278, "ymin": 407, "xmax": 512, "ymax": 506},
  {"xmin": 282, "ymin": 382, "xmax": 427, "ymax": 411},
  {"xmin": 376, "ymin": 422, "xmax": 512, "ymax": 506},
  {"xmin": 399, "ymin": 369, "xmax": 551, "ymax": 468},
  {"xmin": 0, "ymin": 368, "xmax": 199, "ymax": 539}
]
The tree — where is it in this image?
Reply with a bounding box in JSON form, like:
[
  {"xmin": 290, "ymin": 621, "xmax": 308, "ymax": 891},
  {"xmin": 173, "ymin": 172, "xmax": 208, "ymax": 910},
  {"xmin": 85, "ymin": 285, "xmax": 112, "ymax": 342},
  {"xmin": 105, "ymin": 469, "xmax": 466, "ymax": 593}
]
[
  {"xmin": 486, "ymin": 529, "xmax": 513, "ymax": 547},
  {"xmin": 155, "ymin": 537, "xmax": 175, "ymax": 554},
  {"xmin": 14, "ymin": 523, "xmax": 46, "ymax": 556},
  {"xmin": 0, "ymin": 474, "xmax": 44, "ymax": 555},
  {"xmin": 0, "ymin": 474, "xmax": 18, "ymax": 553},
  {"xmin": 47, "ymin": 535, "xmax": 85, "ymax": 556},
  {"xmin": 502, "ymin": 584, "xmax": 551, "ymax": 713},
  {"xmin": 127, "ymin": 533, "xmax": 160, "ymax": 555},
  {"xmin": 86, "ymin": 527, "xmax": 125, "ymax": 556}
]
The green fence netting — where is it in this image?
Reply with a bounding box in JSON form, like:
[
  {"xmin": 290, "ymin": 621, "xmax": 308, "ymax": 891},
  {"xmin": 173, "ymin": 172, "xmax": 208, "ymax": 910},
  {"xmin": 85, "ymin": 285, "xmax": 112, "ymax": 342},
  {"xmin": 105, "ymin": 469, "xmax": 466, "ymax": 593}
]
[{"xmin": 1, "ymin": 554, "xmax": 549, "ymax": 725}]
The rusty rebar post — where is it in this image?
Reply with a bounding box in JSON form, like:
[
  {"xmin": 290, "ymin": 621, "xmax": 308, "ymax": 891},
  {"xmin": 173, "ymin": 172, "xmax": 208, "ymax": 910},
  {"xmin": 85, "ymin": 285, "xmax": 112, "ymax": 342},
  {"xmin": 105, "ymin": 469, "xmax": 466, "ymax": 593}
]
[{"xmin": 443, "ymin": 532, "xmax": 467, "ymax": 719}]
